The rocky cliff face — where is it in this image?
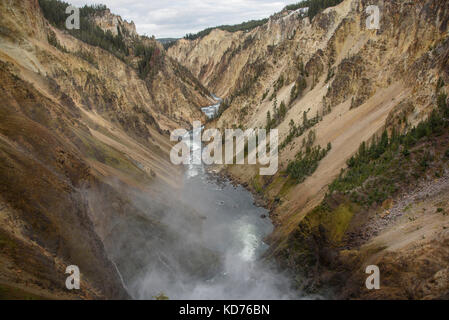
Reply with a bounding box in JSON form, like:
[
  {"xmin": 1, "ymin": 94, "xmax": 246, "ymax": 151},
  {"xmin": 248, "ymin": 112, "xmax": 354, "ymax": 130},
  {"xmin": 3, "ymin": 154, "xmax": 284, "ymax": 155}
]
[
  {"xmin": 0, "ymin": 0, "xmax": 213, "ymax": 299},
  {"xmin": 2, "ymin": 0, "xmax": 449, "ymax": 300},
  {"xmin": 92, "ymin": 8, "xmax": 138, "ymax": 38},
  {"xmin": 168, "ymin": 0, "xmax": 449, "ymax": 299}
]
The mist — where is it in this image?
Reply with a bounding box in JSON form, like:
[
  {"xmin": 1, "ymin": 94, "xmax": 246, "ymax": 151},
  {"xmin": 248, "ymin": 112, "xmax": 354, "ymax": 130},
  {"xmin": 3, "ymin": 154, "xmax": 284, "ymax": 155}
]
[
  {"xmin": 85, "ymin": 153, "xmax": 301, "ymax": 300},
  {"xmin": 131, "ymin": 172, "xmax": 296, "ymax": 300}
]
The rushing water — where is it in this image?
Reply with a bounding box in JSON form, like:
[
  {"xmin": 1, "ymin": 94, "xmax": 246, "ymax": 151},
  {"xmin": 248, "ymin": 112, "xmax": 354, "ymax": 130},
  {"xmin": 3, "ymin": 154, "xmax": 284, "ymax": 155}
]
[
  {"xmin": 172, "ymin": 178, "xmax": 294, "ymax": 299},
  {"xmin": 171, "ymin": 99, "xmax": 294, "ymax": 299},
  {"xmin": 183, "ymin": 127, "xmax": 273, "ymax": 264},
  {"xmin": 129, "ymin": 97, "xmax": 295, "ymax": 300},
  {"xmin": 201, "ymin": 94, "xmax": 222, "ymax": 119}
]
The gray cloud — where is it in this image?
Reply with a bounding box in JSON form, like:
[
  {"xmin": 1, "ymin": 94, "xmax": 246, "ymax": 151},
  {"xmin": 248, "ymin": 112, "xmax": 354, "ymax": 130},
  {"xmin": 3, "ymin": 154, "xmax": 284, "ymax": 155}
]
[{"xmin": 69, "ymin": 0, "xmax": 294, "ymax": 38}]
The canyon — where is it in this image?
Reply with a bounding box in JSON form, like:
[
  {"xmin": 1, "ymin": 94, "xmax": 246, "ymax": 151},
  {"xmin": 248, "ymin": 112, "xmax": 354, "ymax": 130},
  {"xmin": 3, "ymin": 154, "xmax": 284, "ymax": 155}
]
[
  {"xmin": 0, "ymin": 0, "xmax": 449, "ymax": 300},
  {"xmin": 168, "ymin": 0, "xmax": 449, "ymax": 299}
]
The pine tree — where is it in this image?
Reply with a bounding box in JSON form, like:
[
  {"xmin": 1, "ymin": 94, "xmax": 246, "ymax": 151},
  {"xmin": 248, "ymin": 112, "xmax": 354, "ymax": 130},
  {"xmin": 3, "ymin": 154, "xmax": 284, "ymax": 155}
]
[
  {"xmin": 303, "ymin": 111, "xmax": 308, "ymax": 127},
  {"xmin": 266, "ymin": 111, "xmax": 272, "ymax": 130},
  {"xmin": 280, "ymin": 101, "xmax": 287, "ymax": 119}
]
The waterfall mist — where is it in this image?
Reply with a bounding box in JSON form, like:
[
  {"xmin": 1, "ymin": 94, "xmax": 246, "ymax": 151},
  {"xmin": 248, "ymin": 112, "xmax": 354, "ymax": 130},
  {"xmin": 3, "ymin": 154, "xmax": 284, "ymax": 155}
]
[{"xmin": 86, "ymin": 170, "xmax": 299, "ymax": 300}]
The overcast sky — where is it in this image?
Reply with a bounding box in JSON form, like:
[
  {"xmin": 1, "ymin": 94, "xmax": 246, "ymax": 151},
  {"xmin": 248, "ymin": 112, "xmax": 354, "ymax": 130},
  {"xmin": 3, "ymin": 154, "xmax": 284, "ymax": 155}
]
[{"xmin": 69, "ymin": 0, "xmax": 296, "ymax": 38}]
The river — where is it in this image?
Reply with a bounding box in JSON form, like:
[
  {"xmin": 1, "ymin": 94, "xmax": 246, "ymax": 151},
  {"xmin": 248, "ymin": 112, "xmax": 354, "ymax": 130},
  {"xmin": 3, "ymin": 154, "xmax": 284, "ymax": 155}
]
[{"xmin": 128, "ymin": 97, "xmax": 295, "ymax": 300}]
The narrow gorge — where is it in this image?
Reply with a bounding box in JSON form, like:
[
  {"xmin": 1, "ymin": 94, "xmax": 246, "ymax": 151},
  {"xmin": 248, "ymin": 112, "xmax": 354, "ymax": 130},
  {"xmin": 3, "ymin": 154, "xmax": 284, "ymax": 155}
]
[{"xmin": 1, "ymin": 0, "xmax": 449, "ymax": 300}]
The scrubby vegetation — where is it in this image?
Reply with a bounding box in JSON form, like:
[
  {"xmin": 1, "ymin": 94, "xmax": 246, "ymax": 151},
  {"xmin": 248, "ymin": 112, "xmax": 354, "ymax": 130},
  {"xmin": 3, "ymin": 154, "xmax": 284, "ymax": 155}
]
[
  {"xmin": 135, "ymin": 44, "xmax": 161, "ymax": 79},
  {"xmin": 39, "ymin": 0, "xmax": 129, "ymax": 60},
  {"xmin": 307, "ymin": 0, "xmax": 345, "ymax": 19},
  {"xmin": 39, "ymin": 0, "xmax": 167, "ymax": 81},
  {"xmin": 47, "ymin": 29, "xmax": 68, "ymax": 52},
  {"xmin": 183, "ymin": 0, "xmax": 344, "ymax": 41},
  {"xmin": 284, "ymin": 0, "xmax": 345, "ymax": 20},
  {"xmin": 268, "ymin": 74, "xmax": 289, "ymax": 103},
  {"xmin": 215, "ymin": 99, "xmax": 230, "ymax": 118},
  {"xmin": 281, "ymin": 91, "xmax": 448, "ymax": 294},
  {"xmin": 290, "ymin": 76, "xmax": 307, "ymax": 104},
  {"xmin": 274, "ymin": 75, "xmax": 285, "ymax": 93},
  {"xmin": 329, "ymin": 93, "xmax": 449, "ymax": 206},
  {"xmin": 287, "ymin": 58, "xmax": 308, "ymax": 105},
  {"xmin": 233, "ymin": 60, "xmax": 266, "ymax": 98},
  {"xmin": 286, "ymin": 131, "xmax": 331, "ymax": 183},
  {"xmin": 214, "ymin": 60, "xmax": 265, "ymax": 119},
  {"xmin": 325, "ymin": 65, "xmax": 335, "ymax": 83},
  {"xmin": 74, "ymin": 49, "xmax": 98, "ymax": 67},
  {"xmin": 280, "ymin": 110, "xmax": 322, "ymax": 149},
  {"xmin": 157, "ymin": 38, "xmax": 178, "ymax": 50},
  {"xmin": 437, "ymin": 77, "xmax": 445, "ymax": 93},
  {"xmin": 266, "ymin": 99, "xmax": 288, "ymax": 130},
  {"xmin": 184, "ymin": 19, "xmax": 269, "ymax": 41},
  {"xmin": 284, "ymin": 1, "xmax": 310, "ymax": 11}
]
